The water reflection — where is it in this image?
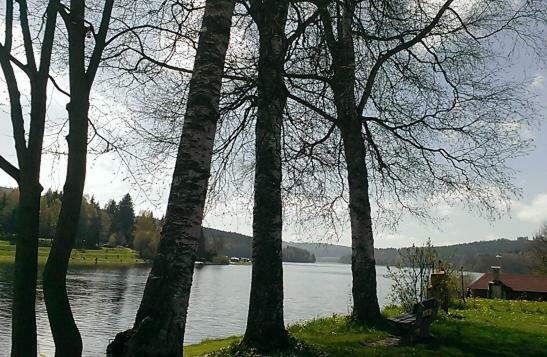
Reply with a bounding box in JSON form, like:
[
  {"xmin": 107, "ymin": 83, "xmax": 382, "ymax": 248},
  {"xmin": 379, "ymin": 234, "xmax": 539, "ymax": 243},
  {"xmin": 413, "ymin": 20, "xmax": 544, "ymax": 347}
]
[{"xmin": 0, "ymin": 263, "xmax": 393, "ymax": 356}]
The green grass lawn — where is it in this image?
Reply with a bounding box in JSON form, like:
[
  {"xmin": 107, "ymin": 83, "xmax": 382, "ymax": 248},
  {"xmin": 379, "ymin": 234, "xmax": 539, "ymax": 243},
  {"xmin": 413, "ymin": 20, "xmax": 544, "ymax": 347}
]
[
  {"xmin": 184, "ymin": 299, "xmax": 547, "ymax": 356},
  {"xmin": 0, "ymin": 240, "xmax": 146, "ymax": 266}
]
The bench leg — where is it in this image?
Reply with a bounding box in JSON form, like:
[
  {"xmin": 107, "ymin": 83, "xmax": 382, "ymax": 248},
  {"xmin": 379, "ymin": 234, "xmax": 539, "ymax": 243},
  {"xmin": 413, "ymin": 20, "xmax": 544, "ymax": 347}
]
[
  {"xmin": 401, "ymin": 333, "xmax": 414, "ymax": 345},
  {"xmin": 419, "ymin": 325, "xmax": 430, "ymax": 338}
]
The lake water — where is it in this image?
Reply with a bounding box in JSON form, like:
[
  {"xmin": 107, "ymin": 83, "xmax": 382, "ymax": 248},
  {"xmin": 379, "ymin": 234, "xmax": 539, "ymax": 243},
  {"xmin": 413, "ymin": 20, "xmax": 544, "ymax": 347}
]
[{"xmin": 0, "ymin": 263, "xmax": 394, "ymax": 356}]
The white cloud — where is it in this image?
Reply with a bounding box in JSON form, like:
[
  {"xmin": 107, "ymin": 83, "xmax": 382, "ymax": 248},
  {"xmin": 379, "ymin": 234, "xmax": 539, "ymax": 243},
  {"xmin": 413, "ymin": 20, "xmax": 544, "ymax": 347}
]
[
  {"xmin": 531, "ymin": 74, "xmax": 544, "ymax": 89},
  {"xmin": 513, "ymin": 193, "xmax": 547, "ymax": 224},
  {"xmin": 376, "ymin": 231, "xmax": 423, "ymax": 247}
]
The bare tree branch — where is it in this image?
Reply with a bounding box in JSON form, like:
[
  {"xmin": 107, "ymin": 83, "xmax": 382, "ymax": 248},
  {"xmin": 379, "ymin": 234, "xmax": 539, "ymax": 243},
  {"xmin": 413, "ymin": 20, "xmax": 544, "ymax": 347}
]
[
  {"xmin": 356, "ymin": 0, "xmax": 455, "ymax": 114},
  {"xmin": 87, "ymin": 0, "xmax": 115, "ymax": 87},
  {"xmin": 0, "ymin": 155, "xmax": 20, "ymax": 182}
]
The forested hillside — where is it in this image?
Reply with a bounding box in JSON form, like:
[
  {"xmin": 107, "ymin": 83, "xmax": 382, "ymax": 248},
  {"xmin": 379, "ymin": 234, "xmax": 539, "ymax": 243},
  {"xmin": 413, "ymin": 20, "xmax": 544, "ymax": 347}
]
[
  {"xmin": 340, "ymin": 238, "xmax": 539, "ymax": 274},
  {"xmin": 200, "ymin": 228, "xmax": 316, "ymax": 263},
  {"xmin": 0, "ymin": 187, "xmax": 315, "ymax": 263},
  {"xmin": 202, "ymin": 227, "xmax": 252, "ymax": 258},
  {"xmin": 285, "ymin": 242, "xmax": 351, "ymax": 262},
  {"xmin": 0, "ymin": 187, "xmax": 159, "ymax": 256},
  {"xmin": 1, "ymin": 186, "xmax": 539, "ymax": 271}
]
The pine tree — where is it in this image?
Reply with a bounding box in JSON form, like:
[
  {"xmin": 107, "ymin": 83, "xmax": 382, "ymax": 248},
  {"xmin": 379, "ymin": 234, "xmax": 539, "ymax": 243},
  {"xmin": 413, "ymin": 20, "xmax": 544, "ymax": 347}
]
[
  {"xmin": 0, "ymin": 192, "xmax": 7, "ymax": 212},
  {"xmin": 117, "ymin": 194, "xmax": 135, "ymax": 247},
  {"xmin": 86, "ymin": 208, "xmax": 101, "ymax": 249}
]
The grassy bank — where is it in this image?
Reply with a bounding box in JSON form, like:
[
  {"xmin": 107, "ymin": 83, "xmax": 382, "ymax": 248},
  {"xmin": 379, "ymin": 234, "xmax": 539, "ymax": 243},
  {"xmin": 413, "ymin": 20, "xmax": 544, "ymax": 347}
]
[
  {"xmin": 184, "ymin": 299, "xmax": 547, "ymax": 356},
  {"xmin": 0, "ymin": 240, "xmax": 146, "ymax": 266},
  {"xmin": 0, "ymin": 240, "xmax": 251, "ymax": 267}
]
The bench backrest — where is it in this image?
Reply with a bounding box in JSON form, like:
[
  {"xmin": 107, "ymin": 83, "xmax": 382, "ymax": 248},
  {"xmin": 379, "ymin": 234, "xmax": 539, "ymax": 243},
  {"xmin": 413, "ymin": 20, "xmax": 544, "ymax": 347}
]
[{"xmin": 412, "ymin": 298, "xmax": 439, "ymax": 325}]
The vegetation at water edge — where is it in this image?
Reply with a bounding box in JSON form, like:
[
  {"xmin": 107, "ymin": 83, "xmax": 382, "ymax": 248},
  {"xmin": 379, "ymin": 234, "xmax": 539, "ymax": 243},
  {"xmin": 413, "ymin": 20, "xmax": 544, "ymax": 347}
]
[{"xmin": 184, "ymin": 299, "xmax": 547, "ymax": 357}]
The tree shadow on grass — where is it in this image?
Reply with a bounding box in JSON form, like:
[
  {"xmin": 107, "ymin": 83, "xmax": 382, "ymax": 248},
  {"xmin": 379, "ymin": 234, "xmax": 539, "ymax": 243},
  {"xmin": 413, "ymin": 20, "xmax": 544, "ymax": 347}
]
[
  {"xmin": 396, "ymin": 318, "xmax": 547, "ymax": 357},
  {"xmin": 311, "ymin": 316, "xmax": 547, "ymax": 357},
  {"xmin": 185, "ymin": 313, "xmax": 547, "ymax": 357}
]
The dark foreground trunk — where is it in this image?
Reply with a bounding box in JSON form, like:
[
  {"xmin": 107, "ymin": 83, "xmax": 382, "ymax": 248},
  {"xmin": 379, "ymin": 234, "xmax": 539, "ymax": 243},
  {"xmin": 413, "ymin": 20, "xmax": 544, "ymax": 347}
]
[
  {"xmin": 43, "ymin": 2, "xmax": 113, "ymax": 355},
  {"xmin": 107, "ymin": 1, "xmax": 235, "ymax": 355},
  {"xmin": 42, "ymin": 107, "xmax": 87, "ymax": 356},
  {"xmin": 322, "ymin": 0, "xmax": 382, "ymax": 324},
  {"xmin": 42, "ymin": 1, "xmax": 90, "ymax": 355},
  {"xmin": 11, "ymin": 182, "xmax": 41, "ymax": 357},
  {"xmin": 0, "ymin": 1, "xmax": 59, "ymax": 355},
  {"xmin": 42, "ymin": 132, "xmax": 86, "ymax": 356},
  {"xmin": 340, "ymin": 120, "xmax": 382, "ymax": 324},
  {"xmin": 242, "ymin": 0, "xmax": 290, "ymax": 351},
  {"xmin": 42, "ymin": 117, "xmax": 87, "ymax": 357},
  {"xmin": 11, "ymin": 76, "xmax": 51, "ymax": 357}
]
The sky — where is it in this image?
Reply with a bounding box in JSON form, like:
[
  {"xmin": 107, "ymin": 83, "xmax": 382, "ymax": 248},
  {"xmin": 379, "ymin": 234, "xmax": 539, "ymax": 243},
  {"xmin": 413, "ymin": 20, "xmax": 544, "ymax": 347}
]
[
  {"xmin": 1, "ymin": 7, "xmax": 546, "ymax": 249},
  {"xmin": 2, "ymin": 67, "xmax": 545, "ymax": 249}
]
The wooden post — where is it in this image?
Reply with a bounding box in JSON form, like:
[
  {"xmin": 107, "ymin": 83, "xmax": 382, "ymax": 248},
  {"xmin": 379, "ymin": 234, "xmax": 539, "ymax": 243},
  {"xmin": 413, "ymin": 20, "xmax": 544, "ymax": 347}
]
[{"xmin": 461, "ymin": 266, "xmax": 465, "ymax": 303}]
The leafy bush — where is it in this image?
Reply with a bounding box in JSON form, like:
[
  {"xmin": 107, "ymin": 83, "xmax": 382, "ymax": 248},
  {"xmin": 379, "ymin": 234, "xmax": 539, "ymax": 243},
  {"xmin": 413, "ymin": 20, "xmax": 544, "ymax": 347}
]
[
  {"xmin": 132, "ymin": 212, "xmax": 161, "ymax": 259},
  {"xmin": 386, "ymin": 239, "xmax": 437, "ymax": 312},
  {"xmin": 106, "ymin": 233, "xmax": 120, "ymax": 247},
  {"xmin": 386, "ymin": 238, "xmax": 466, "ymax": 312},
  {"xmin": 211, "ymin": 255, "xmax": 230, "ymax": 265},
  {"xmin": 38, "ymin": 238, "xmax": 54, "ymax": 247},
  {"xmin": 133, "ymin": 230, "xmax": 160, "ymax": 259}
]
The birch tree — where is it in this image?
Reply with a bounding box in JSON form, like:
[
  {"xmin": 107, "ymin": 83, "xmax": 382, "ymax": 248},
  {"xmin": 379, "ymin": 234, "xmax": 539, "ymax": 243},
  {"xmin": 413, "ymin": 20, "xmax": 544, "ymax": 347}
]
[
  {"xmin": 242, "ymin": 0, "xmax": 291, "ymax": 351},
  {"xmin": 107, "ymin": 0, "xmax": 236, "ymax": 355}
]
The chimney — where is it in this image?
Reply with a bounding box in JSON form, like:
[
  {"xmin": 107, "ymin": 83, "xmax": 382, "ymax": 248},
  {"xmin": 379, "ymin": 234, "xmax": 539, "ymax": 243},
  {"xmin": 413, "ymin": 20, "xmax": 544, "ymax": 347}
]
[{"xmin": 491, "ymin": 266, "xmax": 501, "ymax": 282}]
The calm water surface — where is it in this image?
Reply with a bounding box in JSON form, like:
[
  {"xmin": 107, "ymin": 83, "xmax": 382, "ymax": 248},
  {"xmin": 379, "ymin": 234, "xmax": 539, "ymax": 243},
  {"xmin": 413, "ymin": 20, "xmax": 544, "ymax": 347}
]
[{"xmin": 0, "ymin": 263, "xmax": 393, "ymax": 356}]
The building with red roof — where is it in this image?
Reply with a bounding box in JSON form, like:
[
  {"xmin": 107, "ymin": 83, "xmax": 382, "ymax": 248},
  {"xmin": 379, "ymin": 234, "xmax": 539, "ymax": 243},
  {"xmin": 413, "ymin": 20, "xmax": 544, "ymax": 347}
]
[{"xmin": 469, "ymin": 267, "xmax": 547, "ymax": 301}]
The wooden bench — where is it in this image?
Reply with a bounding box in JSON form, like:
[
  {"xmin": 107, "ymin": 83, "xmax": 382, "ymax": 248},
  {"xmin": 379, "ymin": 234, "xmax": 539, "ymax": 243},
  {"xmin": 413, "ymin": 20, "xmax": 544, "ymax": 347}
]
[{"xmin": 388, "ymin": 298, "xmax": 439, "ymax": 342}]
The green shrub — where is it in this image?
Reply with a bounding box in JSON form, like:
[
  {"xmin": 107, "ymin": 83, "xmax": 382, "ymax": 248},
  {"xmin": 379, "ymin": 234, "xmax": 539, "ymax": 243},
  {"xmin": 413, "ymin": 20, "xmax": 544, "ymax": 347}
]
[
  {"xmin": 38, "ymin": 238, "xmax": 53, "ymax": 247},
  {"xmin": 211, "ymin": 255, "xmax": 230, "ymax": 265},
  {"xmin": 386, "ymin": 239, "xmax": 437, "ymax": 312}
]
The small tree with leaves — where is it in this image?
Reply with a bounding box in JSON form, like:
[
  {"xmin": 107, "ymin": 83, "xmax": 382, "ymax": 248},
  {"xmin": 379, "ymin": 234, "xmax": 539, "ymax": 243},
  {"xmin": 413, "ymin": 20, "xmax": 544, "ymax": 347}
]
[
  {"xmin": 532, "ymin": 224, "xmax": 547, "ymax": 274},
  {"xmin": 132, "ymin": 211, "xmax": 160, "ymax": 259},
  {"xmin": 386, "ymin": 239, "xmax": 437, "ymax": 312}
]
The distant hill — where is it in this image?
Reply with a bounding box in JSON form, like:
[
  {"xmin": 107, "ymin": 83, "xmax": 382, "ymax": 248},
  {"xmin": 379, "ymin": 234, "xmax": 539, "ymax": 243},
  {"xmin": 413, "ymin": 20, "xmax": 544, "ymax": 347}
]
[
  {"xmin": 202, "ymin": 228, "xmax": 316, "ymax": 263},
  {"xmin": 2, "ymin": 185, "xmax": 535, "ymax": 272},
  {"xmin": 0, "ymin": 187, "xmax": 14, "ymax": 195},
  {"xmin": 282, "ymin": 242, "xmax": 351, "ymax": 262},
  {"xmin": 339, "ymin": 238, "xmax": 536, "ymax": 274},
  {"xmin": 282, "ymin": 246, "xmax": 316, "ymax": 263},
  {"xmin": 203, "ymin": 227, "xmax": 252, "ymax": 258},
  {"xmin": 204, "ymin": 232, "xmax": 538, "ymax": 273},
  {"xmin": 435, "ymin": 238, "xmax": 534, "ymax": 274}
]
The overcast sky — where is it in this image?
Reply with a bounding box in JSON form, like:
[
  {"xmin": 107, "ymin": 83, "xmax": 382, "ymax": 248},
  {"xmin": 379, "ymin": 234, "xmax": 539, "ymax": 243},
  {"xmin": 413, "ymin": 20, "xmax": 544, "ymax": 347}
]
[
  {"xmin": 1, "ymin": 15, "xmax": 546, "ymax": 249},
  {"xmin": 2, "ymin": 66, "xmax": 545, "ymax": 249}
]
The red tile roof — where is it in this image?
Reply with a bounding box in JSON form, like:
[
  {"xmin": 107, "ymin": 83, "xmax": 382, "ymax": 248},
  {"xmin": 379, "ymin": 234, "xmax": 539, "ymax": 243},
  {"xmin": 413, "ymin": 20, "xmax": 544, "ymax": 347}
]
[{"xmin": 469, "ymin": 273, "xmax": 547, "ymax": 293}]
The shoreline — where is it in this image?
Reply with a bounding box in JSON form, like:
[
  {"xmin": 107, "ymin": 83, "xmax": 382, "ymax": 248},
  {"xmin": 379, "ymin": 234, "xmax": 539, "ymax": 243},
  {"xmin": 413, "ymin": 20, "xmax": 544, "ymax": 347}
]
[
  {"xmin": 183, "ymin": 299, "xmax": 547, "ymax": 356},
  {"xmin": 0, "ymin": 240, "xmax": 146, "ymax": 267},
  {"xmin": 0, "ymin": 241, "xmax": 317, "ymax": 267}
]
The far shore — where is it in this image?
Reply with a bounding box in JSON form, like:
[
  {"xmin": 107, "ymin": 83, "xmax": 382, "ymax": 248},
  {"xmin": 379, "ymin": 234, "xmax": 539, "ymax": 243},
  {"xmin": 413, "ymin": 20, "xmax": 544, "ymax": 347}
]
[
  {"xmin": 0, "ymin": 240, "xmax": 251, "ymax": 267},
  {"xmin": 0, "ymin": 240, "xmax": 322, "ymax": 267},
  {"xmin": 0, "ymin": 240, "xmax": 147, "ymax": 267},
  {"xmin": 182, "ymin": 299, "xmax": 547, "ymax": 356}
]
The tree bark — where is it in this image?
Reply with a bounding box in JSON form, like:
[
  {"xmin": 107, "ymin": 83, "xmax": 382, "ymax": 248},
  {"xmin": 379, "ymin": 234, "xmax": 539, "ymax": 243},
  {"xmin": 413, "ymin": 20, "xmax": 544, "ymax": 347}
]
[
  {"xmin": 10, "ymin": 67, "xmax": 51, "ymax": 357},
  {"xmin": 11, "ymin": 178, "xmax": 41, "ymax": 357},
  {"xmin": 0, "ymin": 1, "xmax": 59, "ymax": 355},
  {"xmin": 340, "ymin": 119, "xmax": 382, "ymax": 324},
  {"xmin": 42, "ymin": 98, "xmax": 88, "ymax": 357},
  {"xmin": 42, "ymin": 1, "xmax": 89, "ymax": 355},
  {"xmin": 242, "ymin": 0, "xmax": 290, "ymax": 351},
  {"xmin": 107, "ymin": 0, "xmax": 235, "ymax": 355},
  {"xmin": 43, "ymin": 1, "xmax": 113, "ymax": 354},
  {"xmin": 322, "ymin": 0, "xmax": 382, "ymax": 324}
]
